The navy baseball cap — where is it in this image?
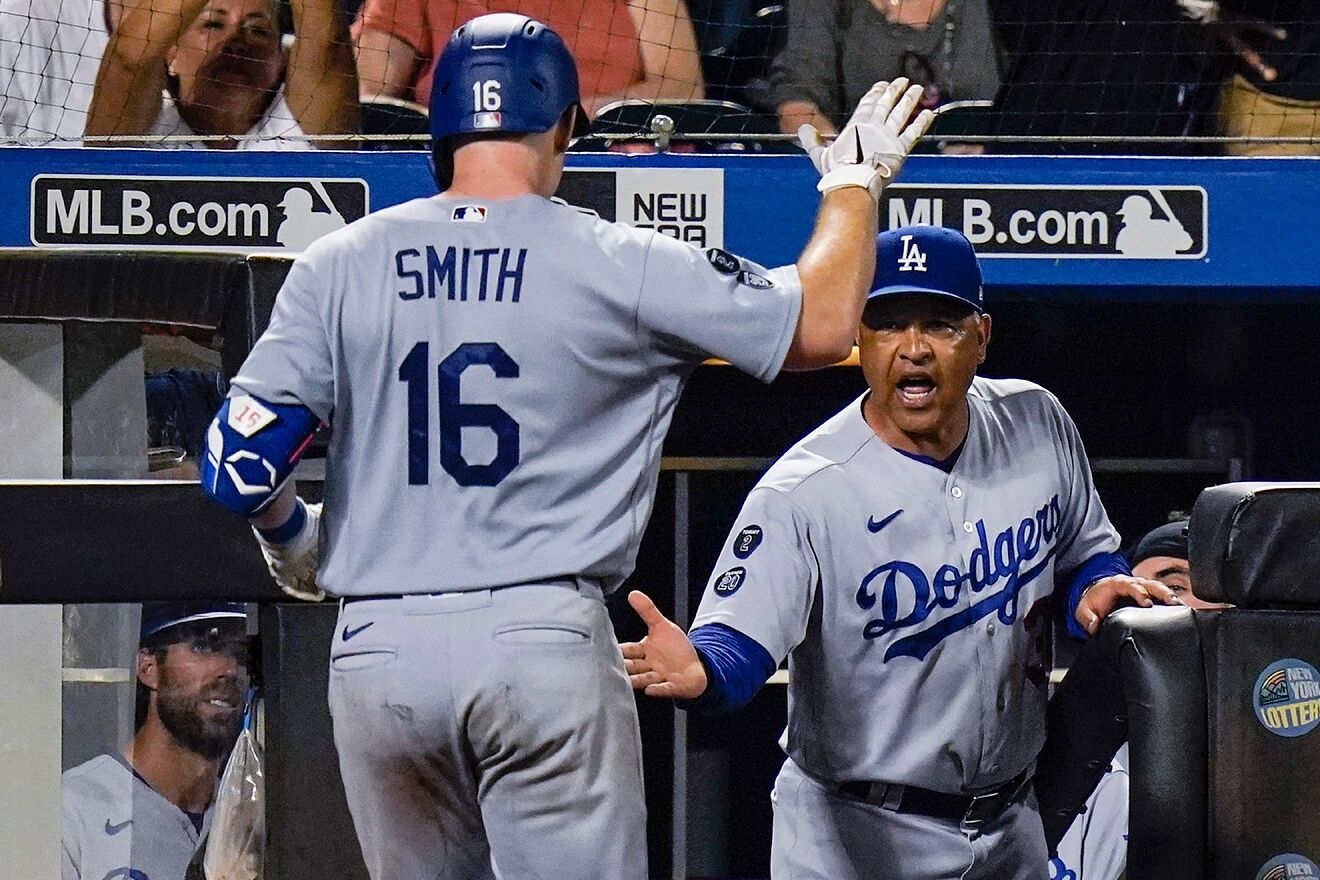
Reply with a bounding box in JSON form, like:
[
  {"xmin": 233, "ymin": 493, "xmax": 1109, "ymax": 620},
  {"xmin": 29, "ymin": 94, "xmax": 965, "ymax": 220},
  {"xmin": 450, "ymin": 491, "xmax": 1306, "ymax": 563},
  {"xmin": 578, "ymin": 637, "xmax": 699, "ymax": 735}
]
[
  {"xmin": 1127, "ymin": 520, "xmax": 1189, "ymax": 566},
  {"xmin": 868, "ymin": 225, "xmax": 985, "ymax": 313},
  {"xmin": 141, "ymin": 602, "xmax": 246, "ymax": 640}
]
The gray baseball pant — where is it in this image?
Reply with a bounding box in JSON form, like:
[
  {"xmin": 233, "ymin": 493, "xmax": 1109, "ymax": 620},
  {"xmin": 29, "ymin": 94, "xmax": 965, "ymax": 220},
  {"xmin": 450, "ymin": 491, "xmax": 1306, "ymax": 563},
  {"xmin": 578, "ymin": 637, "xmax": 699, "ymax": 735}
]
[
  {"xmin": 771, "ymin": 758, "xmax": 1049, "ymax": 880},
  {"xmin": 328, "ymin": 580, "xmax": 647, "ymax": 880}
]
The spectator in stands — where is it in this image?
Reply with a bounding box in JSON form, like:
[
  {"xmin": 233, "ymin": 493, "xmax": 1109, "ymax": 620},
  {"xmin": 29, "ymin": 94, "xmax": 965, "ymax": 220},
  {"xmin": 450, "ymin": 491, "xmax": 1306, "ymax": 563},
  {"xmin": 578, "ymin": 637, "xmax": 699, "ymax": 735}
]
[
  {"xmin": 62, "ymin": 603, "xmax": 250, "ymax": 880},
  {"xmin": 1201, "ymin": 0, "xmax": 1320, "ymax": 155},
  {"xmin": 0, "ymin": 0, "xmax": 114, "ymax": 144},
  {"xmin": 771, "ymin": 0, "xmax": 1001, "ymax": 136},
  {"xmin": 85, "ymin": 0, "xmax": 357, "ymax": 148},
  {"xmin": 353, "ymin": 0, "xmax": 705, "ymax": 117},
  {"xmin": 988, "ymin": 0, "xmax": 1219, "ymax": 153}
]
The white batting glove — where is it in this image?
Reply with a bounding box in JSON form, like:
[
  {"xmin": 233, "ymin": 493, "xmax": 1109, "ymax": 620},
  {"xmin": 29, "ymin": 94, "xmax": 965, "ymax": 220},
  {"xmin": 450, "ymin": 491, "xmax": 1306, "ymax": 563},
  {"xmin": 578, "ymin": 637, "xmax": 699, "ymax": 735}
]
[
  {"xmin": 253, "ymin": 500, "xmax": 324, "ymax": 602},
  {"xmin": 797, "ymin": 77, "xmax": 935, "ymax": 199}
]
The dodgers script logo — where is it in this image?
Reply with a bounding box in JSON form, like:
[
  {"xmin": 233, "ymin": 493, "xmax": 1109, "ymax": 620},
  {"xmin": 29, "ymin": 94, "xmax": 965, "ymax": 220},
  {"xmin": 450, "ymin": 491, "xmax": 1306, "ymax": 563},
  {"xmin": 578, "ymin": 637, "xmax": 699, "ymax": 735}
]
[{"xmin": 856, "ymin": 495, "xmax": 1062, "ymax": 661}]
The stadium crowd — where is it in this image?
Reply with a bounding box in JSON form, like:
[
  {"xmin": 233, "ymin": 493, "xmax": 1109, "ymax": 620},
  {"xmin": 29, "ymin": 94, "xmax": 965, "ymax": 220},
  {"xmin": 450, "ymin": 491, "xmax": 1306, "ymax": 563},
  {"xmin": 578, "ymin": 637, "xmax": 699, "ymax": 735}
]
[{"xmin": 0, "ymin": 0, "xmax": 1313, "ymax": 150}]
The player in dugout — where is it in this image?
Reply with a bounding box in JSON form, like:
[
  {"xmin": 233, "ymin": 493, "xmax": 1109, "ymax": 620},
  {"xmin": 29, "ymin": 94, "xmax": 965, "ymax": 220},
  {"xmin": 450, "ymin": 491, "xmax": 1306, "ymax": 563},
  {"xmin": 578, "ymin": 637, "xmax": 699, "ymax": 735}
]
[
  {"xmin": 1050, "ymin": 515, "xmax": 1228, "ymax": 880},
  {"xmin": 61, "ymin": 603, "xmax": 249, "ymax": 880},
  {"xmin": 623, "ymin": 226, "xmax": 1185, "ymax": 880}
]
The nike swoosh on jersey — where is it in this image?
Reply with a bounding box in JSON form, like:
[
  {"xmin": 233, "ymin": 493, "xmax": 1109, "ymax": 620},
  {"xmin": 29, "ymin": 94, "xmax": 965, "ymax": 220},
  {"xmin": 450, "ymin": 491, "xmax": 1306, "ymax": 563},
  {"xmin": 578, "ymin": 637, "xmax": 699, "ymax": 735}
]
[
  {"xmin": 104, "ymin": 818, "xmax": 132, "ymax": 836},
  {"xmin": 867, "ymin": 509, "xmax": 904, "ymax": 533},
  {"xmin": 342, "ymin": 622, "xmax": 375, "ymax": 641}
]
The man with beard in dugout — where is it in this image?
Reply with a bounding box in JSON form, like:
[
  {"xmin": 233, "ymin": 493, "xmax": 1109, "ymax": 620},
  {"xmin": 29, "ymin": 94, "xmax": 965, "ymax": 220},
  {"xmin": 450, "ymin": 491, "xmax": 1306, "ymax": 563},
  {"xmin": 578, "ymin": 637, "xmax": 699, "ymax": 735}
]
[{"xmin": 61, "ymin": 603, "xmax": 250, "ymax": 880}]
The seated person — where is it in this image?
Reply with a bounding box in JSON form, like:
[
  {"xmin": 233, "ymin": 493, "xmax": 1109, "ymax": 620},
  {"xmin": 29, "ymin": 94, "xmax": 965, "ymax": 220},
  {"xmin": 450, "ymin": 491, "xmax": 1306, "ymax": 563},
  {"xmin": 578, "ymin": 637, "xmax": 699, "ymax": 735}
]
[
  {"xmin": 771, "ymin": 0, "xmax": 1001, "ymax": 135},
  {"xmin": 85, "ymin": 0, "xmax": 357, "ymax": 148},
  {"xmin": 62, "ymin": 603, "xmax": 250, "ymax": 880},
  {"xmin": 1049, "ymin": 517, "xmax": 1224, "ymax": 880},
  {"xmin": 353, "ymin": 0, "xmax": 704, "ymax": 117},
  {"xmin": 1125, "ymin": 517, "xmax": 1226, "ymax": 609},
  {"xmin": 147, "ymin": 368, "xmax": 226, "ymax": 480}
]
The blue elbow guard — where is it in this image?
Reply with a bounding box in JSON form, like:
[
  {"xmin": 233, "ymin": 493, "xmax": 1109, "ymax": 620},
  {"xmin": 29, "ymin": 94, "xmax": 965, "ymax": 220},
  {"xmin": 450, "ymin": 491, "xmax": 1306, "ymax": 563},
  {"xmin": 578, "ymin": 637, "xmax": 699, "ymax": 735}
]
[{"xmin": 201, "ymin": 394, "xmax": 320, "ymax": 516}]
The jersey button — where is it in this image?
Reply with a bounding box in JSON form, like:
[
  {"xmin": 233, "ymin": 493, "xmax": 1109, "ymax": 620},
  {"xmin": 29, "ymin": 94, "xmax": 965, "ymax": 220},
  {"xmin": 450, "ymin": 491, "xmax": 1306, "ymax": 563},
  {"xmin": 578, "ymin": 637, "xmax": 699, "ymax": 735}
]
[
  {"xmin": 986, "ymin": 623, "xmax": 995, "ymax": 635},
  {"xmin": 951, "ymin": 486, "xmax": 963, "ymax": 498},
  {"xmin": 963, "ymin": 521, "xmax": 974, "ymax": 533}
]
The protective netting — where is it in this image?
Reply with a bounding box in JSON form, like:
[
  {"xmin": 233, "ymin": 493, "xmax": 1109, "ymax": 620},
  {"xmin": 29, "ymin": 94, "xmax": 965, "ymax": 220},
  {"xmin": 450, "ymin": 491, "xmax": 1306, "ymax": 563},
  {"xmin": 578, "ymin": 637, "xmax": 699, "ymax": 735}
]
[{"xmin": 0, "ymin": 0, "xmax": 1316, "ymax": 152}]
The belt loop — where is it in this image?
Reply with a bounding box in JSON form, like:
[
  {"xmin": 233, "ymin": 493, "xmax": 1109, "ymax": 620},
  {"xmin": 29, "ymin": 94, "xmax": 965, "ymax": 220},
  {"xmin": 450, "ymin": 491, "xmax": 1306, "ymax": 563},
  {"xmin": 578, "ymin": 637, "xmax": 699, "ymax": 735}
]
[{"xmin": 881, "ymin": 783, "xmax": 903, "ymax": 812}]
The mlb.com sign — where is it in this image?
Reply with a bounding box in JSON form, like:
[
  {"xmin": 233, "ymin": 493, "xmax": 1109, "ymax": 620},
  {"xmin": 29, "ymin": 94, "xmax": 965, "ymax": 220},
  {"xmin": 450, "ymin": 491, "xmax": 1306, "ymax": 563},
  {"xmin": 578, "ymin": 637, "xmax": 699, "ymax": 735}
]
[
  {"xmin": 31, "ymin": 175, "xmax": 369, "ymax": 252},
  {"xmin": 883, "ymin": 183, "xmax": 1207, "ymax": 259}
]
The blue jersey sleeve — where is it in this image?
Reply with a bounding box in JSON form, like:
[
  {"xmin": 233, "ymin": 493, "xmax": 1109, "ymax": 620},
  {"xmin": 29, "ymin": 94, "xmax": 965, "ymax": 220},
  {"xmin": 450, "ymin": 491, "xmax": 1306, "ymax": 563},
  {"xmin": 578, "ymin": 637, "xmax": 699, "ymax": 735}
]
[
  {"xmin": 679, "ymin": 623, "xmax": 777, "ymax": 714},
  {"xmin": 201, "ymin": 393, "xmax": 321, "ymax": 516},
  {"xmin": 1061, "ymin": 551, "xmax": 1131, "ymax": 639}
]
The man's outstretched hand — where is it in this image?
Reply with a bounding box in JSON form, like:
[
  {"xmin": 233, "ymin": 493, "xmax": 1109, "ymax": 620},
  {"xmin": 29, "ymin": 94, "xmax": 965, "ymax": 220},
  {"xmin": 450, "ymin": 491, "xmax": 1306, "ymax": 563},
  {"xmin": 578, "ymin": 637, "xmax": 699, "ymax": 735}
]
[{"xmin": 619, "ymin": 591, "xmax": 708, "ymax": 700}]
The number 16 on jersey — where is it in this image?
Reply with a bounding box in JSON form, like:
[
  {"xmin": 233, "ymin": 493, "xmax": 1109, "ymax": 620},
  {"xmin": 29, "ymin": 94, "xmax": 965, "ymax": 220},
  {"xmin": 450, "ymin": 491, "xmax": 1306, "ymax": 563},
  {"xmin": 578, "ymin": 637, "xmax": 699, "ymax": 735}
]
[{"xmin": 398, "ymin": 341, "xmax": 520, "ymax": 487}]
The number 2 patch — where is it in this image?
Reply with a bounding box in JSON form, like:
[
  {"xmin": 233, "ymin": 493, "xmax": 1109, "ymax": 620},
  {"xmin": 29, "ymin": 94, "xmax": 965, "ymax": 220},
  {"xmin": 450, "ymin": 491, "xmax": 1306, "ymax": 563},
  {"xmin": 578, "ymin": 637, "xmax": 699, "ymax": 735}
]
[{"xmin": 733, "ymin": 524, "xmax": 762, "ymax": 559}]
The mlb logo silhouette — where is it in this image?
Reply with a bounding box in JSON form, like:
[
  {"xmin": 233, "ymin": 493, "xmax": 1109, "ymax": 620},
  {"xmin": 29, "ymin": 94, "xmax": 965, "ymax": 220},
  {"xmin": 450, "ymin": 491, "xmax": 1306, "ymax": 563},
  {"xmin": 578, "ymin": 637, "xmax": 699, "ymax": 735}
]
[{"xmin": 452, "ymin": 206, "xmax": 488, "ymax": 223}]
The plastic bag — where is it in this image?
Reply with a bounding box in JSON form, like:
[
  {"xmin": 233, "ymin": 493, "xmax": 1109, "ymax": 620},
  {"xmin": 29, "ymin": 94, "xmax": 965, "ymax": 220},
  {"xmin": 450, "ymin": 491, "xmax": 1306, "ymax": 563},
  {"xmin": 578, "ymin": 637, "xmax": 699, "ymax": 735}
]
[{"xmin": 205, "ymin": 694, "xmax": 265, "ymax": 880}]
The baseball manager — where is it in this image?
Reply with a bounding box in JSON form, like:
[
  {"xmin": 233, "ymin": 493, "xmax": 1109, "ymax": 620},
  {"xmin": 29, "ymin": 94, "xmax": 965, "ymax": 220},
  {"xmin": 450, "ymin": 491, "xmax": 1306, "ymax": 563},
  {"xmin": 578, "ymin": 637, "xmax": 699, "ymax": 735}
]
[{"xmin": 623, "ymin": 225, "xmax": 1181, "ymax": 879}]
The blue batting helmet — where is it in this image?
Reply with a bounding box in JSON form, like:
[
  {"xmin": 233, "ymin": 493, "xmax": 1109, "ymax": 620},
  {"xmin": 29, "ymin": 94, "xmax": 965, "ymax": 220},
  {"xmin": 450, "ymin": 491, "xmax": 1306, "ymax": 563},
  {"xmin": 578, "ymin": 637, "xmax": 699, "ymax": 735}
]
[{"xmin": 429, "ymin": 14, "xmax": 589, "ymax": 155}]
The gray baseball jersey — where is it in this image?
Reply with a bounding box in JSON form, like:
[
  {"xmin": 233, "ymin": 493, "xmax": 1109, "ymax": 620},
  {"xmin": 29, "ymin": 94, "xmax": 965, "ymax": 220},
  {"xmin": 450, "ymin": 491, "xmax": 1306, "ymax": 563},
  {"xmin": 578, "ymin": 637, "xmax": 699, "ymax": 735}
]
[
  {"xmin": 692, "ymin": 377, "xmax": 1121, "ymax": 792},
  {"xmin": 232, "ymin": 193, "xmax": 801, "ymax": 597},
  {"xmin": 1051, "ymin": 742, "xmax": 1129, "ymax": 880},
  {"xmin": 62, "ymin": 754, "xmax": 210, "ymax": 880}
]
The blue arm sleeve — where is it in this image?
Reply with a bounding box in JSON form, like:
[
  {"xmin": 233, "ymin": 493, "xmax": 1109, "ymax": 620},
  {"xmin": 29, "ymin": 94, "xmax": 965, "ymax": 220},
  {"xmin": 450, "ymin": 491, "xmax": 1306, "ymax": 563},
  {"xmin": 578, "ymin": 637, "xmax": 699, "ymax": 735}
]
[
  {"xmin": 678, "ymin": 623, "xmax": 778, "ymax": 714},
  {"xmin": 1061, "ymin": 551, "xmax": 1131, "ymax": 639},
  {"xmin": 201, "ymin": 394, "xmax": 320, "ymax": 516}
]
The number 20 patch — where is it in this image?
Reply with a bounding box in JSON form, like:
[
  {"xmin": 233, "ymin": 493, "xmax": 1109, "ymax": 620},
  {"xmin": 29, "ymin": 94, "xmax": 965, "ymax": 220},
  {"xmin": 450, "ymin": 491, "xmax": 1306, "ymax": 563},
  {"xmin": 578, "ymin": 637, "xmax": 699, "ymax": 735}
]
[{"xmin": 714, "ymin": 567, "xmax": 746, "ymax": 597}]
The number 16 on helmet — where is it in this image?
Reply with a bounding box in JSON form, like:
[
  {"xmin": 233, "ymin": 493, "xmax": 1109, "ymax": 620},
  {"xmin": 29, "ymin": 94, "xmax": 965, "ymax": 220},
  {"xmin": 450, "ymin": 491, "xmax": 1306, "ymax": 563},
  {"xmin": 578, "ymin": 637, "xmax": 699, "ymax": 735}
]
[{"xmin": 428, "ymin": 13, "xmax": 591, "ymax": 188}]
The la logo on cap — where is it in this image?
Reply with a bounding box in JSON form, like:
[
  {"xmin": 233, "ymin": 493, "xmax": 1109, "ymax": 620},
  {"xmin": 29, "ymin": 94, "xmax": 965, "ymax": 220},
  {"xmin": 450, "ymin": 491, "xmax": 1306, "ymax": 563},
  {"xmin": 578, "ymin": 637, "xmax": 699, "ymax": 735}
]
[{"xmin": 897, "ymin": 234, "xmax": 927, "ymax": 272}]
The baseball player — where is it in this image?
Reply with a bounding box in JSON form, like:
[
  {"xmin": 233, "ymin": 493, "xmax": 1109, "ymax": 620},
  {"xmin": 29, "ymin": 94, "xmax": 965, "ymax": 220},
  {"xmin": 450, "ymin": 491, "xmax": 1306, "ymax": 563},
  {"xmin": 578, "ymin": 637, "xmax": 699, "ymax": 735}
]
[
  {"xmin": 1050, "ymin": 517, "xmax": 1223, "ymax": 880},
  {"xmin": 199, "ymin": 12, "xmax": 934, "ymax": 879},
  {"xmin": 1049, "ymin": 743, "xmax": 1128, "ymax": 880},
  {"xmin": 61, "ymin": 602, "xmax": 249, "ymax": 880},
  {"xmin": 621, "ymin": 225, "xmax": 1182, "ymax": 879}
]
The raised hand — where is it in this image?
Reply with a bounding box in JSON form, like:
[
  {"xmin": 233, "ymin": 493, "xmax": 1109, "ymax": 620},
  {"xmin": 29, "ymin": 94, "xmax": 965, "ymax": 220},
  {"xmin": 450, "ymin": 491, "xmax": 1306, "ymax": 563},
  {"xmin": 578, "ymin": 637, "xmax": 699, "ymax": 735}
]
[{"xmin": 796, "ymin": 77, "xmax": 936, "ymax": 198}]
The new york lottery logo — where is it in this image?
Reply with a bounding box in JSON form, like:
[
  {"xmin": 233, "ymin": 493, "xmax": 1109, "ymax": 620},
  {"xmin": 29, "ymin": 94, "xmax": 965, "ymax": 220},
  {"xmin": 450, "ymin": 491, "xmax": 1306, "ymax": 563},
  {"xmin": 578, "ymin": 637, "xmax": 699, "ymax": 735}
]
[
  {"xmin": 856, "ymin": 495, "xmax": 1061, "ymax": 662},
  {"xmin": 1256, "ymin": 854, "xmax": 1320, "ymax": 880},
  {"xmin": 1254, "ymin": 659, "xmax": 1320, "ymax": 738}
]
